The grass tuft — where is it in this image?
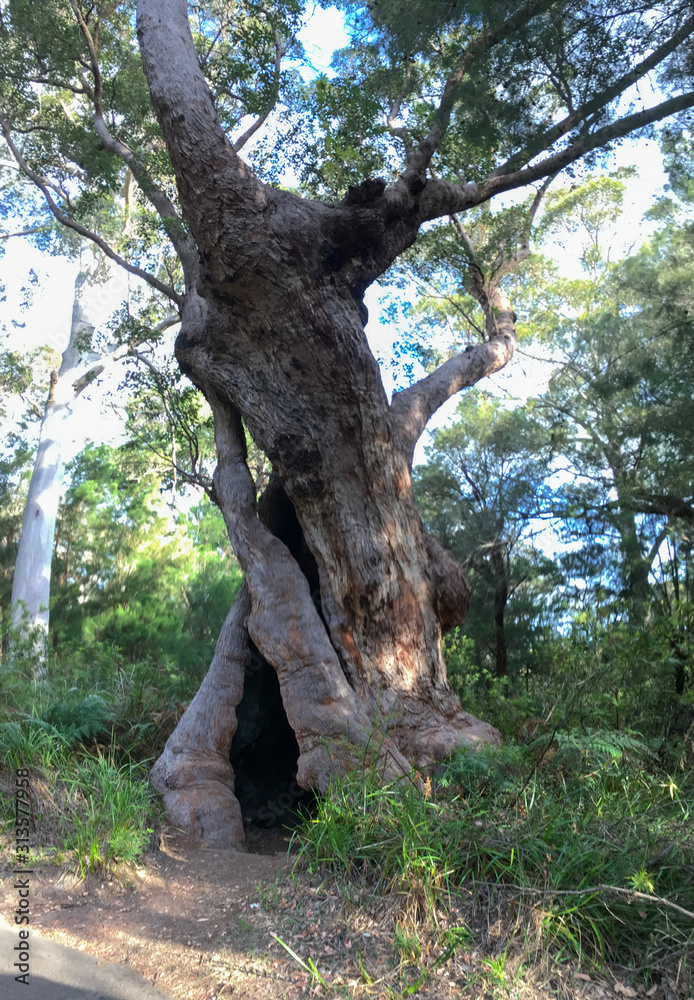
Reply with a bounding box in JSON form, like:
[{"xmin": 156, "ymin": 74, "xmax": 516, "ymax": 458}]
[{"xmin": 295, "ymin": 734, "xmax": 694, "ymax": 991}]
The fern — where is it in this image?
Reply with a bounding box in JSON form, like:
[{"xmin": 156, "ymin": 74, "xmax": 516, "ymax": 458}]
[
  {"xmin": 42, "ymin": 694, "xmax": 114, "ymax": 743},
  {"xmin": 529, "ymin": 727, "xmax": 657, "ymax": 772}
]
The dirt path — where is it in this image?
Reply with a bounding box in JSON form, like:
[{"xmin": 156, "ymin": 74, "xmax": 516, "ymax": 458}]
[
  {"xmin": 0, "ymin": 828, "xmax": 413, "ymax": 1000},
  {"xmin": 1, "ymin": 829, "xmax": 320, "ymax": 1000}
]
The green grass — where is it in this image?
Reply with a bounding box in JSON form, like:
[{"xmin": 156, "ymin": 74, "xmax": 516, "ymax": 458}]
[
  {"xmin": 295, "ymin": 731, "xmax": 694, "ymax": 983},
  {"xmin": 62, "ymin": 752, "xmax": 159, "ymax": 875},
  {"xmin": 0, "ymin": 706, "xmax": 162, "ymax": 875}
]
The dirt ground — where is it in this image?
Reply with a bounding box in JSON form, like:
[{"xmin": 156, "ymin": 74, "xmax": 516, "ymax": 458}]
[{"xmin": 0, "ymin": 828, "xmax": 690, "ymax": 1000}]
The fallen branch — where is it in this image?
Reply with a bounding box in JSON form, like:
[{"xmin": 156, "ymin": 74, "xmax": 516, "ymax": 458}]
[{"xmin": 473, "ymin": 880, "xmax": 694, "ymax": 920}]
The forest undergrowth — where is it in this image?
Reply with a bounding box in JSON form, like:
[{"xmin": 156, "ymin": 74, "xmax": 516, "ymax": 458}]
[{"xmin": 0, "ymin": 627, "xmax": 693, "ymax": 998}]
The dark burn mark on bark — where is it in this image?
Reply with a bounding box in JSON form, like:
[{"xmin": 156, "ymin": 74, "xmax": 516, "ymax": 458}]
[{"xmin": 272, "ymin": 435, "xmax": 326, "ymax": 500}]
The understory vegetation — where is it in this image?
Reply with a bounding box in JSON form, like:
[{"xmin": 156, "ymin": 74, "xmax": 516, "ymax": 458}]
[
  {"xmin": 1, "ymin": 612, "xmax": 692, "ymax": 994},
  {"xmin": 2, "ymin": 60, "xmax": 694, "ymax": 1000},
  {"xmin": 296, "ymin": 726, "xmax": 693, "ymax": 994}
]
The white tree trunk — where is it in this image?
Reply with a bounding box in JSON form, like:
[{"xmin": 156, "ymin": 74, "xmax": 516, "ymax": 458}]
[{"xmin": 10, "ymin": 272, "xmax": 95, "ymax": 665}]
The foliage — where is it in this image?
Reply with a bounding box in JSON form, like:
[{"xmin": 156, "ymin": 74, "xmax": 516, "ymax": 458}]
[
  {"xmin": 45, "ymin": 442, "xmax": 243, "ymax": 678},
  {"xmin": 523, "ymin": 173, "xmax": 694, "ymax": 611},
  {"xmin": 296, "ymin": 733, "xmax": 694, "ymax": 979},
  {"xmin": 415, "ymin": 390, "xmax": 560, "ymax": 678},
  {"xmin": 0, "ymin": 722, "xmax": 161, "ymax": 874}
]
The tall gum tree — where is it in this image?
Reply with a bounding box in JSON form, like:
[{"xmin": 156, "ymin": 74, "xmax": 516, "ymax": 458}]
[
  {"xmin": 10, "ymin": 271, "xmax": 100, "ymax": 659},
  {"xmin": 3, "ymin": 0, "xmax": 694, "ymax": 847},
  {"xmin": 6, "ymin": 260, "xmax": 178, "ymax": 669}
]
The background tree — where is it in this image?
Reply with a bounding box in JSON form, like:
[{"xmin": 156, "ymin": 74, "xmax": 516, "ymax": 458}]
[
  {"xmin": 5, "ymin": 261, "xmax": 179, "ymax": 666},
  {"xmin": 531, "ymin": 175, "xmax": 694, "ymax": 618},
  {"xmin": 50, "ymin": 441, "xmax": 243, "ymax": 679},
  {"xmin": 414, "ymin": 391, "xmax": 555, "ymax": 681}
]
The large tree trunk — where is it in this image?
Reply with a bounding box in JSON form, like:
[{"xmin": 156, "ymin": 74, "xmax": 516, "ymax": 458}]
[
  {"xmin": 139, "ymin": 0, "xmax": 504, "ymax": 849},
  {"xmin": 10, "ymin": 272, "xmax": 95, "ymax": 668}
]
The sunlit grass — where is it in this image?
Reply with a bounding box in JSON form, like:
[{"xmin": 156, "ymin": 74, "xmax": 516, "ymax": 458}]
[{"xmin": 295, "ymin": 734, "xmax": 694, "ymax": 984}]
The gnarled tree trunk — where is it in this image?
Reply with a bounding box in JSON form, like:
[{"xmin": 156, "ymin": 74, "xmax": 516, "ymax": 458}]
[{"xmin": 140, "ymin": 0, "xmax": 509, "ymax": 849}]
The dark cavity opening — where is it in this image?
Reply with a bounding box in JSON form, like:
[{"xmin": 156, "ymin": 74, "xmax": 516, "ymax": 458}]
[
  {"xmin": 230, "ymin": 475, "xmax": 319, "ymax": 850},
  {"xmin": 230, "ymin": 643, "xmax": 315, "ymax": 845}
]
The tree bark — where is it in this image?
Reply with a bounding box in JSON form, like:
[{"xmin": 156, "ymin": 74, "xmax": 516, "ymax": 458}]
[
  {"xmin": 149, "ymin": 583, "xmax": 250, "ymax": 848},
  {"xmin": 10, "ymin": 272, "xmax": 96, "ymax": 668},
  {"xmin": 137, "ymin": 0, "xmax": 501, "ymax": 848}
]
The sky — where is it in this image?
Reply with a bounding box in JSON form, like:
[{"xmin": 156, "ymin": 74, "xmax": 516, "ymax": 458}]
[{"xmin": 0, "ymin": 5, "xmax": 673, "ymax": 470}]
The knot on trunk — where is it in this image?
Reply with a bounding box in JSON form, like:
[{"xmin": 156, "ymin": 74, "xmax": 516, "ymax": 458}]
[
  {"xmin": 423, "ymin": 532, "xmax": 470, "ymax": 633},
  {"xmin": 342, "ymin": 177, "xmax": 387, "ymax": 206}
]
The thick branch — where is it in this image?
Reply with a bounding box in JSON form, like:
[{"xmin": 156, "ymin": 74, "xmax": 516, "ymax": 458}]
[
  {"xmin": 401, "ymin": 0, "xmax": 559, "ymax": 187},
  {"xmin": 417, "ymin": 91, "xmax": 694, "ymax": 222},
  {"xmin": 137, "ymin": 0, "xmax": 268, "ymax": 257},
  {"xmin": 391, "ymin": 286, "xmax": 517, "ymax": 464},
  {"xmin": 491, "ymin": 9, "xmax": 694, "ymax": 179},
  {"xmin": 0, "ymin": 115, "xmax": 180, "ymax": 304},
  {"xmin": 632, "ymin": 494, "xmax": 694, "ymax": 524}
]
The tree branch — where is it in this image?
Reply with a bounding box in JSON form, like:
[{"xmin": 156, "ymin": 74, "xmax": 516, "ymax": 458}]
[
  {"xmin": 69, "ymin": 0, "xmax": 198, "ymax": 282},
  {"xmin": 388, "ymin": 171, "xmax": 557, "ymax": 464},
  {"xmin": 0, "ymin": 225, "xmax": 51, "ymax": 241},
  {"xmin": 137, "ymin": 0, "xmax": 269, "ymax": 258},
  {"xmin": 70, "ymin": 314, "xmax": 179, "ymax": 395},
  {"xmin": 480, "ymin": 92, "xmax": 694, "ymax": 206},
  {"xmin": 0, "ymin": 114, "xmax": 181, "ymax": 304},
  {"xmin": 416, "ymin": 91, "xmax": 694, "ymax": 223},
  {"xmin": 400, "ymin": 0, "xmax": 559, "ymax": 189},
  {"xmin": 481, "ymin": 881, "xmax": 694, "ymax": 921},
  {"xmin": 490, "ymin": 9, "xmax": 694, "ymax": 179},
  {"xmin": 232, "ymin": 31, "xmax": 285, "ymax": 153},
  {"xmin": 385, "ymin": 63, "xmax": 414, "ymax": 152},
  {"xmin": 391, "ymin": 285, "xmax": 517, "ymax": 465}
]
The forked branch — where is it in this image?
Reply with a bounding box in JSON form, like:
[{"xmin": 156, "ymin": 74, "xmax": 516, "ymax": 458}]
[
  {"xmin": 69, "ymin": 0, "xmax": 198, "ymax": 282},
  {"xmin": 0, "ymin": 114, "xmax": 180, "ymax": 304},
  {"xmin": 419, "ymin": 90, "xmax": 694, "ymax": 223},
  {"xmin": 401, "ymin": 0, "xmax": 558, "ymax": 188},
  {"xmin": 490, "ymin": 9, "xmax": 694, "ymax": 179}
]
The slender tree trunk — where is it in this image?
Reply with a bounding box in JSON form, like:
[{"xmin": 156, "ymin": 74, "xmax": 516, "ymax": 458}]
[
  {"xmin": 491, "ymin": 543, "xmax": 509, "ymax": 679},
  {"xmin": 10, "ymin": 273, "xmax": 95, "ymax": 668}
]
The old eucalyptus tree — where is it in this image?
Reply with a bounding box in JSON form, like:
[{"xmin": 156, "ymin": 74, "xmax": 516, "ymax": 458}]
[{"xmin": 2, "ymin": 0, "xmax": 694, "ymax": 847}]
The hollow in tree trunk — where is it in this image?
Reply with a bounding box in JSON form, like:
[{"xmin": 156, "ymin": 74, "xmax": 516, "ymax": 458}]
[{"xmin": 139, "ymin": 0, "xmax": 513, "ymax": 848}]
